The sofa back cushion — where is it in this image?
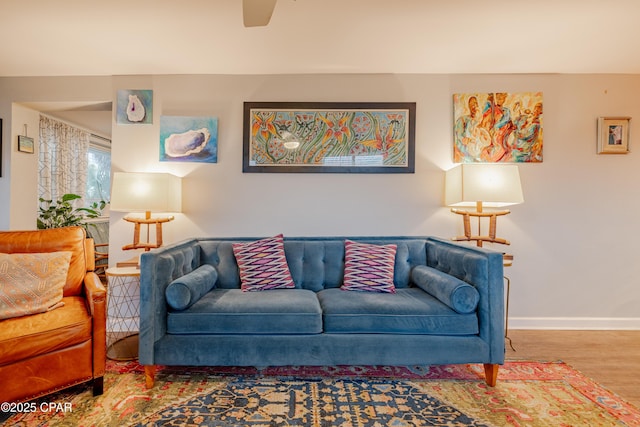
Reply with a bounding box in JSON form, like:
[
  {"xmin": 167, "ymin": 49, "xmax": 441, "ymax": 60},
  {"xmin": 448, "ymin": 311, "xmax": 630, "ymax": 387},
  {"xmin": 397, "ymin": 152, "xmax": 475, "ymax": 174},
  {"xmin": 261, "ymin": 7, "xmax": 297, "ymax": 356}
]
[{"xmin": 199, "ymin": 237, "xmax": 428, "ymax": 291}]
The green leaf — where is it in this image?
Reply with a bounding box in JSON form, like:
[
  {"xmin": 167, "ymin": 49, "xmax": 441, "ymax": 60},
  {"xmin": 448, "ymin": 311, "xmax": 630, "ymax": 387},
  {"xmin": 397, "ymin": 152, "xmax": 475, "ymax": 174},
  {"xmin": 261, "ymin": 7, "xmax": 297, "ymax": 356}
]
[
  {"xmin": 62, "ymin": 193, "xmax": 82, "ymax": 202},
  {"xmin": 36, "ymin": 193, "xmax": 105, "ymax": 229}
]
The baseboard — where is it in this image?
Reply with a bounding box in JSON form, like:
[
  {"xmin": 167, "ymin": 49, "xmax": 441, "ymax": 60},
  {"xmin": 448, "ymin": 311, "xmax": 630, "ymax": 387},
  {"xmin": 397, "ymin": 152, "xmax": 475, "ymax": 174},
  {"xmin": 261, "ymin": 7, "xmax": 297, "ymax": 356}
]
[{"xmin": 510, "ymin": 317, "xmax": 640, "ymax": 330}]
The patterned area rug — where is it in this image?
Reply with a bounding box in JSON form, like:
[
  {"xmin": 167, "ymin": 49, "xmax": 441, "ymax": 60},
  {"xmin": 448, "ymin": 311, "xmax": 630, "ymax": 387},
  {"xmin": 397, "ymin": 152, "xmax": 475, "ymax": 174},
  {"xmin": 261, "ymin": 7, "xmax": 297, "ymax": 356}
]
[{"xmin": 3, "ymin": 361, "xmax": 639, "ymax": 426}]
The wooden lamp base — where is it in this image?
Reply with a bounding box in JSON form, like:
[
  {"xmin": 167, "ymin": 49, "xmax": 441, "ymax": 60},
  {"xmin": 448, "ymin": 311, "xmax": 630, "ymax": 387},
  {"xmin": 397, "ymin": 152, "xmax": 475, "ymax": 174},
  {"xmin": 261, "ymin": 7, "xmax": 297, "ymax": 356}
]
[
  {"xmin": 450, "ymin": 201, "xmax": 511, "ymax": 248},
  {"xmin": 122, "ymin": 211, "xmax": 174, "ymax": 251}
]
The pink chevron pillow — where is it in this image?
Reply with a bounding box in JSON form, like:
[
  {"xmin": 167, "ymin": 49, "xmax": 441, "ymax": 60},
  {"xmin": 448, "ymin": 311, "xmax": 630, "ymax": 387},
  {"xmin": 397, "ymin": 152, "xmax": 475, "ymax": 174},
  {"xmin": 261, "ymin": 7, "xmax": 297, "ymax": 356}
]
[
  {"xmin": 232, "ymin": 234, "xmax": 295, "ymax": 292},
  {"xmin": 342, "ymin": 240, "xmax": 397, "ymax": 293}
]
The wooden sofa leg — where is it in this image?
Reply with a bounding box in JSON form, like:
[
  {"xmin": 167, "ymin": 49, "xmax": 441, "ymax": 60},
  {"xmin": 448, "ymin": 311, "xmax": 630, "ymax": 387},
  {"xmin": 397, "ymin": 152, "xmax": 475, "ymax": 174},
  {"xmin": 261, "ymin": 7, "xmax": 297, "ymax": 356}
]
[
  {"xmin": 144, "ymin": 365, "xmax": 156, "ymax": 389},
  {"xmin": 92, "ymin": 376, "xmax": 104, "ymax": 396},
  {"xmin": 483, "ymin": 363, "xmax": 499, "ymax": 387}
]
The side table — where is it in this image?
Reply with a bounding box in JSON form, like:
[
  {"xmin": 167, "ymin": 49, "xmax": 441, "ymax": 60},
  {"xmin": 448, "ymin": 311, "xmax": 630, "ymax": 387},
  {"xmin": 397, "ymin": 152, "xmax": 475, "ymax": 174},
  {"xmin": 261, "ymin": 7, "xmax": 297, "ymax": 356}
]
[{"xmin": 105, "ymin": 267, "xmax": 140, "ymax": 360}]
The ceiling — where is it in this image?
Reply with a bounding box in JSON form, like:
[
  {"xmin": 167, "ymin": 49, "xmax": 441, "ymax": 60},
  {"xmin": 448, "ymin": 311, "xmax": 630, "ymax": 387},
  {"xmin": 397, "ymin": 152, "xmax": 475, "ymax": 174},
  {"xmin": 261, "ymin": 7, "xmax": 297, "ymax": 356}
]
[
  {"xmin": 2, "ymin": 0, "xmax": 640, "ymax": 77},
  {"xmin": 7, "ymin": 0, "xmax": 640, "ymax": 137},
  {"xmin": 20, "ymin": 101, "xmax": 113, "ymax": 138}
]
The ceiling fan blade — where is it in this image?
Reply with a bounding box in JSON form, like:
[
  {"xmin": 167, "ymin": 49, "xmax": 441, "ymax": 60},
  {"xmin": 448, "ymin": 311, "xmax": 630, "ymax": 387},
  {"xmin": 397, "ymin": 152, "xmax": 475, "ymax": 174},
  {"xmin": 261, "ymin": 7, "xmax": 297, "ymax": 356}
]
[{"xmin": 243, "ymin": 0, "xmax": 278, "ymax": 27}]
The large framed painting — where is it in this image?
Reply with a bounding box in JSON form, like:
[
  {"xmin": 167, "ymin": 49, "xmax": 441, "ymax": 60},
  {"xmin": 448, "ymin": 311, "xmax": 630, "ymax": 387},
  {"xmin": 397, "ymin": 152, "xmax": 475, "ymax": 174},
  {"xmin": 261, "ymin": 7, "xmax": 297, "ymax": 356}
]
[
  {"xmin": 243, "ymin": 102, "xmax": 416, "ymax": 173},
  {"xmin": 453, "ymin": 92, "xmax": 543, "ymax": 163}
]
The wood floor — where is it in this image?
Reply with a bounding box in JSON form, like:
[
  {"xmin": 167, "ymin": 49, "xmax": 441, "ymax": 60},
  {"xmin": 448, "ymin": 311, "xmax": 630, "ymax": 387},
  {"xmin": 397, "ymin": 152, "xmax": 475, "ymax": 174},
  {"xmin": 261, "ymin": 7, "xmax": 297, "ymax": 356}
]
[{"xmin": 505, "ymin": 330, "xmax": 640, "ymax": 408}]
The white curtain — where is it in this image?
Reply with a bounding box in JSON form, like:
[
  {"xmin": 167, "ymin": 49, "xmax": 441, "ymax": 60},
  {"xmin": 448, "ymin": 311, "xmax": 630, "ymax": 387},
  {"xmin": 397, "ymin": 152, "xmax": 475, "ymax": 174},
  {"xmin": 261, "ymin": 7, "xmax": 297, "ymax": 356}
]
[{"xmin": 38, "ymin": 115, "xmax": 90, "ymax": 204}]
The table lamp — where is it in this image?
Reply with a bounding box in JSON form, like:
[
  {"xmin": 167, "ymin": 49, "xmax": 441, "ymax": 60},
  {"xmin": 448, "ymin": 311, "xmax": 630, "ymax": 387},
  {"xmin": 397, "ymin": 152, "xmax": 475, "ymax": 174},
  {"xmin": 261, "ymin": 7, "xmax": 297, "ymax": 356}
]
[
  {"xmin": 445, "ymin": 164, "xmax": 523, "ymax": 248},
  {"xmin": 110, "ymin": 172, "xmax": 182, "ymax": 251}
]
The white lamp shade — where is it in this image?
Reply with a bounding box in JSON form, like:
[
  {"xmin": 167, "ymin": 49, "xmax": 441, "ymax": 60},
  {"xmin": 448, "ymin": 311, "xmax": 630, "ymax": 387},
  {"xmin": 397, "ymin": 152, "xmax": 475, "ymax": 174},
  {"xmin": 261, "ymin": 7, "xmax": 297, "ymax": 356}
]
[
  {"xmin": 110, "ymin": 172, "xmax": 182, "ymax": 213},
  {"xmin": 445, "ymin": 164, "xmax": 524, "ymax": 208}
]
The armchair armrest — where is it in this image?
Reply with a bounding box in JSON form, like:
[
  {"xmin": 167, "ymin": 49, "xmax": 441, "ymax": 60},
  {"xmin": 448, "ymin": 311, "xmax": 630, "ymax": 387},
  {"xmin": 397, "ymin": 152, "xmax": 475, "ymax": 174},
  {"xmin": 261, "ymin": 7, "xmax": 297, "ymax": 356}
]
[{"xmin": 84, "ymin": 272, "xmax": 106, "ymax": 378}]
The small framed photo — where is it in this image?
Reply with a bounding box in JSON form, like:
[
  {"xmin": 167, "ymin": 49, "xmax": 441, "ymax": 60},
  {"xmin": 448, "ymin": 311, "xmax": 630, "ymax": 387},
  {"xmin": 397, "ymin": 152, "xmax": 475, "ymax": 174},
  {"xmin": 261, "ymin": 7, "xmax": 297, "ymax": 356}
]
[
  {"xmin": 597, "ymin": 117, "xmax": 630, "ymax": 154},
  {"xmin": 18, "ymin": 135, "xmax": 34, "ymax": 154}
]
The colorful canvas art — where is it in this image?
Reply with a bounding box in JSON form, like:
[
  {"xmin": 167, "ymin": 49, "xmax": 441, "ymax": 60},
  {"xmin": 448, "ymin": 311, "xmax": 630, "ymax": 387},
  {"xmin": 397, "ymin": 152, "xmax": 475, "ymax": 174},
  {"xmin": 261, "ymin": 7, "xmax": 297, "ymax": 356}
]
[
  {"xmin": 243, "ymin": 102, "xmax": 415, "ymax": 173},
  {"xmin": 159, "ymin": 116, "xmax": 218, "ymax": 163},
  {"xmin": 453, "ymin": 92, "xmax": 543, "ymax": 163},
  {"xmin": 116, "ymin": 90, "xmax": 153, "ymax": 125}
]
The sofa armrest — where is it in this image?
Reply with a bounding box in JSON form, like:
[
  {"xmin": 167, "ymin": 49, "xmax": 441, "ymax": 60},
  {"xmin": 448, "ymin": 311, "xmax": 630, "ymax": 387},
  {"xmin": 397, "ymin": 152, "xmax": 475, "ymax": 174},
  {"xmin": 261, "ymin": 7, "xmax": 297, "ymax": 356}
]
[
  {"xmin": 139, "ymin": 240, "xmax": 200, "ymax": 366},
  {"xmin": 425, "ymin": 237, "xmax": 505, "ymax": 363},
  {"xmin": 84, "ymin": 271, "xmax": 106, "ymax": 377}
]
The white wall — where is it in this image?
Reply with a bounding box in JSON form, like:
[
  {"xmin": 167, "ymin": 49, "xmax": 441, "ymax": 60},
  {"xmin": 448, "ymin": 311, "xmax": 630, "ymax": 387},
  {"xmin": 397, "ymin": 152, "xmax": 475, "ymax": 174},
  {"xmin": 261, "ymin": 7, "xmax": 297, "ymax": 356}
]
[
  {"xmin": 9, "ymin": 104, "xmax": 40, "ymax": 229},
  {"xmin": 0, "ymin": 76, "xmax": 111, "ymax": 229},
  {"xmin": 2, "ymin": 73, "xmax": 639, "ymax": 329}
]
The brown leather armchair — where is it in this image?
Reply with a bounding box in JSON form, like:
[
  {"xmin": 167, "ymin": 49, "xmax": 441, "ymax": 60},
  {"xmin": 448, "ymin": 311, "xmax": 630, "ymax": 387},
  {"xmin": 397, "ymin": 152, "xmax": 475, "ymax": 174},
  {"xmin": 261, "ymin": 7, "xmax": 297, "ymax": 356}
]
[
  {"xmin": 0, "ymin": 227, "xmax": 107, "ymax": 402},
  {"xmin": 86, "ymin": 219, "xmax": 109, "ymax": 283}
]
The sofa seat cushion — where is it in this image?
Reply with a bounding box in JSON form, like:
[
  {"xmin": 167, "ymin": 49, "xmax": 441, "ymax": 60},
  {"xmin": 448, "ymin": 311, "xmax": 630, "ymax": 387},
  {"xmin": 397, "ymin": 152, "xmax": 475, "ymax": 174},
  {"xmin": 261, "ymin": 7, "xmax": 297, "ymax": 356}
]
[
  {"xmin": 167, "ymin": 289, "xmax": 322, "ymax": 335},
  {"xmin": 0, "ymin": 296, "xmax": 92, "ymax": 365},
  {"xmin": 317, "ymin": 288, "xmax": 478, "ymax": 335}
]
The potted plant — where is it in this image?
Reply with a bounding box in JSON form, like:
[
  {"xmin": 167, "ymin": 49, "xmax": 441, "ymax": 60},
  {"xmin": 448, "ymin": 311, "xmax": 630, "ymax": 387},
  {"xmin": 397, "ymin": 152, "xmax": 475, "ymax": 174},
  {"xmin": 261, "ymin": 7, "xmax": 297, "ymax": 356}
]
[{"xmin": 37, "ymin": 193, "xmax": 106, "ymax": 230}]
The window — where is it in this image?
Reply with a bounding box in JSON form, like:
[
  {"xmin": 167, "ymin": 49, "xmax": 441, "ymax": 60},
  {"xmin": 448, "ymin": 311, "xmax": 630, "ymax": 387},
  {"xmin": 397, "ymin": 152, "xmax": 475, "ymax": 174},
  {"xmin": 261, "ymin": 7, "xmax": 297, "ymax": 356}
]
[{"xmin": 86, "ymin": 135, "xmax": 111, "ymax": 209}]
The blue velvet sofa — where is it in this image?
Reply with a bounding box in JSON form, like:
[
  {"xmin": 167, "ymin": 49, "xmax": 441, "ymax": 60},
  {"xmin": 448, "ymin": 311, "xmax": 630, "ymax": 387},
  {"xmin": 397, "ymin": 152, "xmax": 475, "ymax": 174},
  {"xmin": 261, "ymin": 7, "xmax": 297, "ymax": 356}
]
[{"xmin": 139, "ymin": 236, "xmax": 505, "ymax": 387}]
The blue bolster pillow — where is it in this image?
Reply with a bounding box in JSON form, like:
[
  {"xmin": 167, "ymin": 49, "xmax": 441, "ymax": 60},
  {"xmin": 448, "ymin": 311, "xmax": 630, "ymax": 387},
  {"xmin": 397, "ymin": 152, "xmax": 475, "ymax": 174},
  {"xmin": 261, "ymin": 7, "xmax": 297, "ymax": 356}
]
[
  {"xmin": 411, "ymin": 265, "xmax": 479, "ymax": 314},
  {"xmin": 165, "ymin": 264, "xmax": 218, "ymax": 310}
]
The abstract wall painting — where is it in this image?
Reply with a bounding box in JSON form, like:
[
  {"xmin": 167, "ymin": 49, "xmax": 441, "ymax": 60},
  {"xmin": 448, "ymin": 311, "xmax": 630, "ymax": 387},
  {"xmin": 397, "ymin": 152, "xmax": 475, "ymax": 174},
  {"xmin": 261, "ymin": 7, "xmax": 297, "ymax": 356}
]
[
  {"xmin": 159, "ymin": 116, "xmax": 218, "ymax": 163},
  {"xmin": 453, "ymin": 92, "xmax": 543, "ymax": 163},
  {"xmin": 243, "ymin": 102, "xmax": 416, "ymax": 173},
  {"xmin": 116, "ymin": 89, "xmax": 153, "ymax": 125}
]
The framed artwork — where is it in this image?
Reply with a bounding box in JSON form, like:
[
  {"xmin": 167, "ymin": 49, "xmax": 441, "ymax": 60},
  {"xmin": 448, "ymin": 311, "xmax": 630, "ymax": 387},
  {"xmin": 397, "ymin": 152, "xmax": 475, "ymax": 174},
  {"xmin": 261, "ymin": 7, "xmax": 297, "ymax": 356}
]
[
  {"xmin": 597, "ymin": 117, "xmax": 630, "ymax": 154},
  {"xmin": 18, "ymin": 135, "xmax": 34, "ymax": 154},
  {"xmin": 159, "ymin": 115, "xmax": 218, "ymax": 163},
  {"xmin": 243, "ymin": 102, "xmax": 416, "ymax": 173},
  {"xmin": 116, "ymin": 89, "xmax": 153, "ymax": 124},
  {"xmin": 453, "ymin": 92, "xmax": 543, "ymax": 163}
]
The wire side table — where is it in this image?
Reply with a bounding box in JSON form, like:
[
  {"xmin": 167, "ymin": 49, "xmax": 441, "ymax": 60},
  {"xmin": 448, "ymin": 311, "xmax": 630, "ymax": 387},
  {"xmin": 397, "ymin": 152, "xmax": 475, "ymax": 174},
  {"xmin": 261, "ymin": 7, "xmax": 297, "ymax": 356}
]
[{"xmin": 105, "ymin": 267, "xmax": 140, "ymax": 360}]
